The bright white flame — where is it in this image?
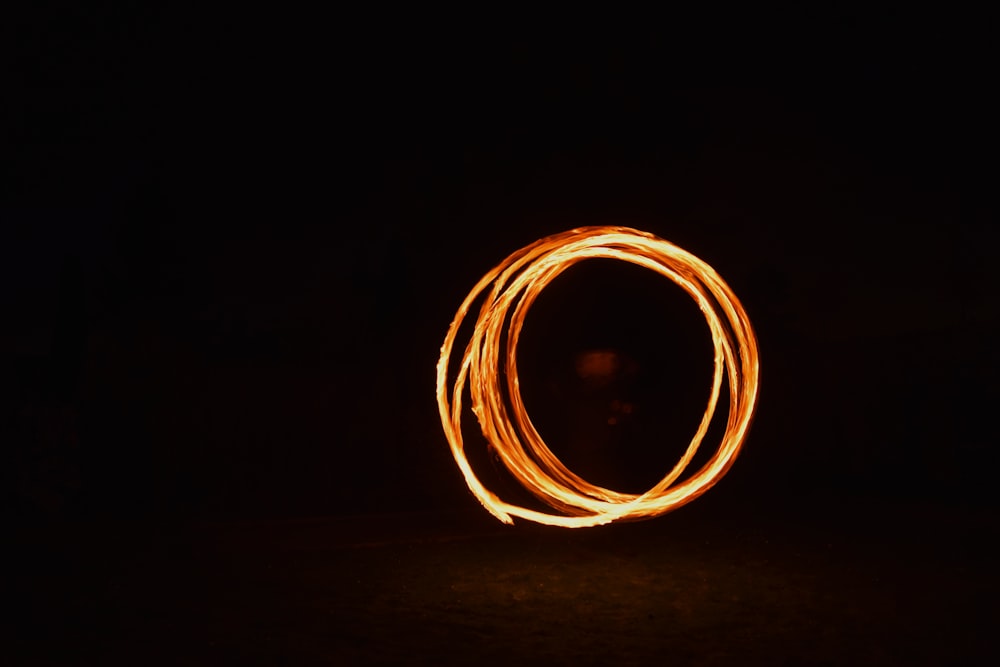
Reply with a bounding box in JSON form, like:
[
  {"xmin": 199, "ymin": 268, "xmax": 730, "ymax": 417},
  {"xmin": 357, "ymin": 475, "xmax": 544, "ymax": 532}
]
[{"xmin": 436, "ymin": 226, "xmax": 760, "ymax": 527}]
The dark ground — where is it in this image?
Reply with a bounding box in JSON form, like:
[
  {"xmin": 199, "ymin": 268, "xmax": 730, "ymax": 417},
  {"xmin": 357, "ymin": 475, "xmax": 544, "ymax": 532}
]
[
  {"xmin": 5, "ymin": 8, "xmax": 1000, "ymax": 666},
  {"xmin": 7, "ymin": 493, "xmax": 998, "ymax": 666}
]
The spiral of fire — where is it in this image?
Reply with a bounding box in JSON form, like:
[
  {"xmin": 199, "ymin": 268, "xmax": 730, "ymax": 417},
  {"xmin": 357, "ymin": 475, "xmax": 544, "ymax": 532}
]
[{"xmin": 436, "ymin": 226, "xmax": 759, "ymax": 527}]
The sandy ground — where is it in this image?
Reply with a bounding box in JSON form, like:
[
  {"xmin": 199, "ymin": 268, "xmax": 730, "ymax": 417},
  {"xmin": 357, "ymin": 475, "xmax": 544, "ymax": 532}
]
[{"xmin": 6, "ymin": 495, "xmax": 998, "ymax": 666}]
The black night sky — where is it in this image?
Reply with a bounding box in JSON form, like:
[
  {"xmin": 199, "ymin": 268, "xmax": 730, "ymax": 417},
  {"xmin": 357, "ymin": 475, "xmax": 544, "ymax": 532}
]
[{"xmin": 4, "ymin": 8, "xmax": 998, "ymax": 665}]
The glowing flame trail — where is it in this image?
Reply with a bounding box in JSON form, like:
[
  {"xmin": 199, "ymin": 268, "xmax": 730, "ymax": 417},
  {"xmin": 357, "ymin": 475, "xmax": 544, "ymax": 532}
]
[{"xmin": 436, "ymin": 226, "xmax": 760, "ymax": 527}]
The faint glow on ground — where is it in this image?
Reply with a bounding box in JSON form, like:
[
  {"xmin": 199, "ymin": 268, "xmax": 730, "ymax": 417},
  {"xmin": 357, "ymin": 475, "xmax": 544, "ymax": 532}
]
[{"xmin": 436, "ymin": 226, "xmax": 760, "ymax": 527}]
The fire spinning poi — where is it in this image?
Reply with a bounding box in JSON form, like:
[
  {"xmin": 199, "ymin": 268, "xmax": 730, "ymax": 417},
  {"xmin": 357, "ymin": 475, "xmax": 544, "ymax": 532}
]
[{"xmin": 436, "ymin": 226, "xmax": 759, "ymax": 527}]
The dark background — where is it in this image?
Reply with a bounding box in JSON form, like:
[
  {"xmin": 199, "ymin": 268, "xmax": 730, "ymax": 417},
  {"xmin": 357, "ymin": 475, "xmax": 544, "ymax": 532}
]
[
  {"xmin": 3, "ymin": 8, "xmax": 997, "ymax": 524},
  {"xmin": 5, "ymin": 8, "xmax": 1000, "ymax": 665}
]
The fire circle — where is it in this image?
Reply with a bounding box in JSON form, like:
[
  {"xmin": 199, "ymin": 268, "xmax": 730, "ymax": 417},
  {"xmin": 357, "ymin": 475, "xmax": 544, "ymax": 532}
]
[{"xmin": 436, "ymin": 226, "xmax": 760, "ymax": 527}]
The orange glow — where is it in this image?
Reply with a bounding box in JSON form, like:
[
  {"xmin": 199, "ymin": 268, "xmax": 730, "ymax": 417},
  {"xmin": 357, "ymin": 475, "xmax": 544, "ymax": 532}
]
[{"xmin": 436, "ymin": 226, "xmax": 760, "ymax": 527}]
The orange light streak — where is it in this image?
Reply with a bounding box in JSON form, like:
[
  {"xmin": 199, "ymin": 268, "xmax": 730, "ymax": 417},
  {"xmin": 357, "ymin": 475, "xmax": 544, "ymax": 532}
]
[{"xmin": 436, "ymin": 226, "xmax": 760, "ymax": 527}]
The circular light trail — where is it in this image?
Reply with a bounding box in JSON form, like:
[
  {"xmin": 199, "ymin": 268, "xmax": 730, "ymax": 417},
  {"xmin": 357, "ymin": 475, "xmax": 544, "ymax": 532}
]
[{"xmin": 436, "ymin": 226, "xmax": 760, "ymax": 527}]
